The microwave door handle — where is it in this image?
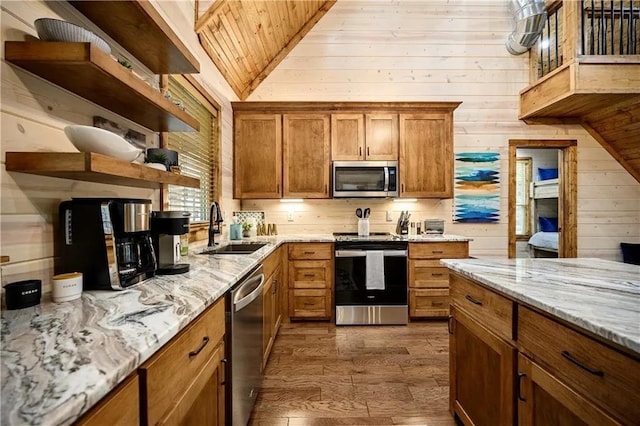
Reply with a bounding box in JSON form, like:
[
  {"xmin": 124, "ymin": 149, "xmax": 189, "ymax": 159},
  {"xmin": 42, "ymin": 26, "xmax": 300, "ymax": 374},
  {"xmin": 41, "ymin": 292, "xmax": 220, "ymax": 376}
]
[{"xmin": 384, "ymin": 167, "xmax": 390, "ymax": 192}]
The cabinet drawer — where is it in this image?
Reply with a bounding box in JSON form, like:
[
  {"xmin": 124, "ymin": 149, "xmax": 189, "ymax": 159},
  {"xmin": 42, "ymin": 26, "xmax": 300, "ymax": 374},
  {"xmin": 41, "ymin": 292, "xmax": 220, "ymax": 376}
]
[
  {"xmin": 289, "ymin": 289, "xmax": 330, "ymax": 319},
  {"xmin": 409, "ymin": 259, "xmax": 450, "ymax": 288},
  {"xmin": 76, "ymin": 374, "xmax": 139, "ymax": 426},
  {"xmin": 288, "ymin": 243, "xmax": 333, "ymax": 260},
  {"xmin": 289, "ymin": 260, "xmax": 332, "ymax": 289},
  {"xmin": 450, "ymin": 273, "xmax": 513, "ymax": 342},
  {"xmin": 409, "ymin": 242, "xmax": 468, "ymax": 259},
  {"xmin": 409, "ymin": 288, "xmax": 449, "ymax": 318},
  {"xmin": 518, "ymin": 306, "xmax": 640, "ymax": 425},
  {"xmin": 140, "ymin": 297, "xmax": 225, "ymax": 425}
]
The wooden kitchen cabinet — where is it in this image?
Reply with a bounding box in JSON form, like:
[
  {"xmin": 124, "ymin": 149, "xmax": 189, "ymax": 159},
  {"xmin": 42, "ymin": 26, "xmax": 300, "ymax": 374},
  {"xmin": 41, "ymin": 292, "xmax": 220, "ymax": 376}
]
[
  {"xmin": 234, "ymin": 114, "xmax": 282, "ymax": 199},
  {"xmin": 331, "ymin": 113, "xmax": 398, "ymax": 161},
  {"xmin": 75, "ymin": 374, "xmax": 139, "ymax": 426},
  {"xmin": 408, "ymin": 242, "xmax": 468, "ymax": 319},
  {"xmin": 517, "ymin": 353, "xmax": 619, "ymax": 426},
  {"xmin": 262, "ymin": 272, "xmax": 275, "ymax": 369},
  {"xmin": 399, "ymin": 112, "xmax": 454, "ymax": 198},
  {"xmin": 139, "ymin": 297, "xmax": 226, "ymax": 425},
  {"xmin": 288, "ymin": 243, "xmax": 333, "ymax": 320},
  {"xmin": 283, "ymin": 114, "xmax": 331, "ymax": 198},
  {"xmin": 449, "ymin": 305, "xmax": 516, "ymax": 426},
  {"xmin": 262, "ymin": 246, "xmax": 285, "ymax": 368}
]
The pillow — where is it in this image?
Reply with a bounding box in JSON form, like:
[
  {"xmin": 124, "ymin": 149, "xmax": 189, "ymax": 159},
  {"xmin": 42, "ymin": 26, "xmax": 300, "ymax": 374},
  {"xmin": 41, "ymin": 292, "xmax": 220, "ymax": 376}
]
[
  {"xmin": 538, "ymin": 168, "xmax": 558, "ymax": 180},
  {"xmin": 539, "ymin": 217, "xmax": 558, "ymax": 232}
]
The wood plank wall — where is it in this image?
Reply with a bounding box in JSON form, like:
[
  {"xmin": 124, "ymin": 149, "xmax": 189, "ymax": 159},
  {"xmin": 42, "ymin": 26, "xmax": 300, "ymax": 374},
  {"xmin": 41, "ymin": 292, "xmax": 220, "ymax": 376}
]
[
  {"xmin": 0, "ymin": 0, "xmax": 239, "ymax": 292},
  {"xmin": 245, "ymin": 0, "xmax": 640, "ymax": 260}
]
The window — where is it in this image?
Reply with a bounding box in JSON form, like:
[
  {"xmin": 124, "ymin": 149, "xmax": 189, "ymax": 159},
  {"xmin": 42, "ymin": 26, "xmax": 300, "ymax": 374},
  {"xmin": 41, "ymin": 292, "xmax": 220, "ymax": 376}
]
[
  {"xmin": 515, "ymin": 158, "xmax": 532, "ymax": 237},
  {"xmin": 163, "ymin": 75, "xmax": 221, "ymax": 223}
]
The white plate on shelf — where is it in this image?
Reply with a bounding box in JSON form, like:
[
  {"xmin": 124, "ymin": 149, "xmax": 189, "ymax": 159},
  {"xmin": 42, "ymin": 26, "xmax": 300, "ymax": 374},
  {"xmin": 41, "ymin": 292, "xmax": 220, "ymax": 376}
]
[
  {"xmin": 64, "ymin": 125, "xmax": 142, "ymax": 162},
  {"xmin": 144, "ymin": 163, "xmax": 167, "ymax": 171},
  {"xmin": 34, "ymin": 18, "xmax": 111, "ymax": 55}
]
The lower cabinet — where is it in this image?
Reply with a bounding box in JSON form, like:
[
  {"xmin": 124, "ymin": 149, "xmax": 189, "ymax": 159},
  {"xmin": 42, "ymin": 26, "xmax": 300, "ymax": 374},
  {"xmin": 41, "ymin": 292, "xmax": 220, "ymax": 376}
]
[
  {"xmin": 75, "ymin": 374, "xmax": 139, "ymax": 426},
  {"xmin": 449, "ymin": 305, "xmax": 515, "ymax": 426},
  {"xmin": 288, "ymin": 243, "xmax": 333, "ymax": 320},
  {"xmin": 263, "ymin": 246, "xmax": 285, "ymax": 368},
  {"xmin": 517, "ymin": 354, "xmax": 618, "ymax": 426},
  {"xmin": 139, "ymin": 297, "xmax": 226, "ymax": 425}
]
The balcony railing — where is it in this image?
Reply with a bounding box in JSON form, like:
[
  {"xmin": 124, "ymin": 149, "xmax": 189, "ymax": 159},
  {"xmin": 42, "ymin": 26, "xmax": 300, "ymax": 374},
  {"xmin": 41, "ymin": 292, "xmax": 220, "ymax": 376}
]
[{"xmin": 533, "ymin": 0, "xmax": 639, "ymax": 78}]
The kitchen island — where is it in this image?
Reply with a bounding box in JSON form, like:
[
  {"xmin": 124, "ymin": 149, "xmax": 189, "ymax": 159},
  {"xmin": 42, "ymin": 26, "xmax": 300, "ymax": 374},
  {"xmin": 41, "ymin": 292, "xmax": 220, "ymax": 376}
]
[
  {"xmin": 441, "ymin": 258, "xmax": 640, "ymax": 425},
  {"xmin": 0, "ymin": 233, "xmax": 468, "ymax": 425}
]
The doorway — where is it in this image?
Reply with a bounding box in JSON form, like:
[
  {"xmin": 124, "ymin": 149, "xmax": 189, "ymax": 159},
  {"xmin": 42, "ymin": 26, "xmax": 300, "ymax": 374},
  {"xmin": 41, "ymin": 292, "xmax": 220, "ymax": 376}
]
[{"xmin": 508, "ymin": 140, "xmax": 577, "ymax": 258}]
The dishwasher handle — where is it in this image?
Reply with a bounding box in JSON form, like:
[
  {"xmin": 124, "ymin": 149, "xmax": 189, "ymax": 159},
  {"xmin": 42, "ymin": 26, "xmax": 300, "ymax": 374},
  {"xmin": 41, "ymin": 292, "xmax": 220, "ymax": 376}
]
[
  {"xmin": 336, "ymin": 250, "xmax": 408, "ymax": 257},
  {"xmin": 233, "ymin": 273, "xmax": 265, "ymax": 312}
]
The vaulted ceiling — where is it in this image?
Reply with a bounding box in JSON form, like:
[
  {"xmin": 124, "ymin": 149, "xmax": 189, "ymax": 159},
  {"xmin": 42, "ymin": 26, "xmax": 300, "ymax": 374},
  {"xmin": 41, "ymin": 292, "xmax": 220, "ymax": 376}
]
[{"xmin": 196, "ymin": 0, "xmax": 336, "ymax": 100}]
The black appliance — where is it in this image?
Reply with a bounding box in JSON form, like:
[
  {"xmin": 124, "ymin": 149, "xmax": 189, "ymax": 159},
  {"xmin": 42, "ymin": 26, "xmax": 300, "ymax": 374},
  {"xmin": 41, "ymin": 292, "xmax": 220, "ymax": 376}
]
[
  {"xmin": 332, "ymin": 161, "xmax": 398, "ymax": 198},
  {"xmin": 334, "ymin": 233, "xmax": 408, "ymax": 325},
  {"xmin": 150, "ymin": 211, "xmax": 190, "ymax": 275},
  {"xmin": 57, "ymin": 198, "xmax": 156, "ymax": 290}
]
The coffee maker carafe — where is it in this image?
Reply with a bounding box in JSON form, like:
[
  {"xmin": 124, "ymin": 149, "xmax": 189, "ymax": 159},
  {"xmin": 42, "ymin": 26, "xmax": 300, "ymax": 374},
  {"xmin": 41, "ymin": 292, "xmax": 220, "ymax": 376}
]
[
  {"xmin": 150, "ymin": 211, "xmax": 191, "ymax": 274},
  {"xmin": 57, "ymin": 198, "xmax": 157, "ymax": 290}
]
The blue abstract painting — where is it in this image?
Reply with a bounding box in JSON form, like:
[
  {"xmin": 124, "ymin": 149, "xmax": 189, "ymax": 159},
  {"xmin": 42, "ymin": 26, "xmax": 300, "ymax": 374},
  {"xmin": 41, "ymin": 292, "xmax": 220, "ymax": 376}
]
[{"xmin": 454, "ymin": 152, "xmax": 500, "ymax": 223}]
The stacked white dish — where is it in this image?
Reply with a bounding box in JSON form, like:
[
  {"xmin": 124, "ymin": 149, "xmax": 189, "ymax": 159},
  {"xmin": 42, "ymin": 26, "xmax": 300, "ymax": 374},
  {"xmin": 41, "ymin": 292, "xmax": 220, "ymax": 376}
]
[
  {"xmin": 34, "ymin": 18, "xmax": 111, "ymax": 55},
  {"xmin": 64, "ymin": 125, "xmax": 142, "ymax": 162}
]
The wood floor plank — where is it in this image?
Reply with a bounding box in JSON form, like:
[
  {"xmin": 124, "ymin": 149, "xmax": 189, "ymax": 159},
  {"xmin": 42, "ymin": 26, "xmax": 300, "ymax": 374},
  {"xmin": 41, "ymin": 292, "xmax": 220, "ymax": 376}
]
[{"xmin": 251, "ymin": 322, "xmax": 454, "ymax": 424}]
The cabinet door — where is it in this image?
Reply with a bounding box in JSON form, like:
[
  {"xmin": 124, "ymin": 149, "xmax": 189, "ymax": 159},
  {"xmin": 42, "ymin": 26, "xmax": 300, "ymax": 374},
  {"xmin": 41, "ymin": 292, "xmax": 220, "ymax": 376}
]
[
  {"xmin": 517, "ymin": 354, "xmax": 618, "ymax": 426},
  {"xmin": 283, "ymin": 114, "xmax": 330, "ymax": 198},
  {"xmin": 365, "ymin": 113, "xmax": 398, "ymax": 160},
  {"xmin": 450, "ymin": 306, "xmax": 515, "ymax": 426},
  {"xmin": 262, "ymin": 275, "xmax": 274, "ymax": 369},
  {"xmin": 159, "ymin": 342, "xmax": 226, "ymax": 426},
  {"xmin": 331, "ymin": 114, "xmax": 365, "ymax": 160},
  {"xmin": 289, "ymin": 289, "xmax": 331, "ymax": 319},
  {"xmin": 273, "ymin": 265, "xmax": 283, "ymax": 334},
  {"xmin": 409, "ymin": 288, "xmax": 449, "ymax": 318},
  {"xmin": 289, "ymin": 260, "xmax": 332, "ymax": 289},
  {"xmin": 234, "ymin": 114, "xmax": 282, "ymax": 199},
  {"xmin": 399, "ymin": 113, "xmax": 453, "ymax": 198}
]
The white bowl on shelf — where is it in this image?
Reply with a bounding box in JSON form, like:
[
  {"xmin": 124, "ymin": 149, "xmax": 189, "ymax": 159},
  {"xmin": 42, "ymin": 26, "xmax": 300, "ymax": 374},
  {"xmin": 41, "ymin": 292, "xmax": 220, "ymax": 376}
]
[
  {"xmin": 34, "ymin": 18, "xmax": 111, "ymax": 55},
  {"xmin": 144, "ymin": 162, "xmax": 168, "ymax": 171},
  {"xmin": 64, "ymin": 125, "xmax": 143, "ymax": 162}
]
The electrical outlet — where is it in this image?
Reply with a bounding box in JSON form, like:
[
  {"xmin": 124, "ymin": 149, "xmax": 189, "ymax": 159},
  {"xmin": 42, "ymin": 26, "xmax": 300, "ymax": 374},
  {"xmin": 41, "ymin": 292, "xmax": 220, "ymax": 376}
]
[
  {"xmin": 386, "ymin": 211, "xmax": 393, "ymax": 222},
  {"xmin": 287, "ymin": 211, "xmax": 294, "ymax": 222}
]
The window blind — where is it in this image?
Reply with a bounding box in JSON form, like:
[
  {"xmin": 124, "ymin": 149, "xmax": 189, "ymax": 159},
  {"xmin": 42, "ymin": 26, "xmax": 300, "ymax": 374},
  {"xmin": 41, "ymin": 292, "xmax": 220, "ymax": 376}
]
[{"xmin": 166, "ymin": 76, "xmax": 219, "ymax": 222}]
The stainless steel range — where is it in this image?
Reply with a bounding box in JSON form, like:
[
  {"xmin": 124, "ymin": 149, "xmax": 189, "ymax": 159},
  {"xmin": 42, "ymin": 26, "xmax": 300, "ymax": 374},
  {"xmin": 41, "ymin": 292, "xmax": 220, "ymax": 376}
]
[{"xmin": 333, "ymin": 232, "xmax": 408, "ymax": 325}]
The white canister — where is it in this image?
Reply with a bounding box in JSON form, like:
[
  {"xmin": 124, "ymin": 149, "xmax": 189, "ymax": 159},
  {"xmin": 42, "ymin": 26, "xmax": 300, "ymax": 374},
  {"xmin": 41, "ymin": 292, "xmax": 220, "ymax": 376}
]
[
  {"xmin": 358, "ymin": 219, "xmax": 370, "ymax": 236},
  {"xmin": 51, "ymin": 272, "xmax": 83, "ymax": 302}
]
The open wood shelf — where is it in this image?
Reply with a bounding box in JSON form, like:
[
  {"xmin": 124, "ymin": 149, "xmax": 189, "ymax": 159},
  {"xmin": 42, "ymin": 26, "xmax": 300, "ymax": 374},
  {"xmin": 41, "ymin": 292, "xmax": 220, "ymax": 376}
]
[
  {"xmin": 4, "ymin": 41, "xmax": 199, "ymax": 133},
  {"xmin": 5, "ymin": 152, "xmax": 200, "ymax": 189},
  {"xmin": 69, "ymin": 0, "xmax": 200, "ymax": 74}
]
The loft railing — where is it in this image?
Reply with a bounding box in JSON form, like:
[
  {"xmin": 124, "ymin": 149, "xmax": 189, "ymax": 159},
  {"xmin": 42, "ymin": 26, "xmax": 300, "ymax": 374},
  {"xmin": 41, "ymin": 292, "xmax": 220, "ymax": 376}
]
[{"xmin": 533, "ymin": 0, "xmax": 640, "ymax": 79}]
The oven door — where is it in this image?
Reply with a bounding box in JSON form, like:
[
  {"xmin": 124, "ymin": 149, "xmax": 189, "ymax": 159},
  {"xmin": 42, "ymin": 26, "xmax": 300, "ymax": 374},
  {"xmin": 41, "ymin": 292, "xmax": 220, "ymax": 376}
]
[{"xmin": 334, "ymin": 250, "xmax": 407, "ymax": 306}]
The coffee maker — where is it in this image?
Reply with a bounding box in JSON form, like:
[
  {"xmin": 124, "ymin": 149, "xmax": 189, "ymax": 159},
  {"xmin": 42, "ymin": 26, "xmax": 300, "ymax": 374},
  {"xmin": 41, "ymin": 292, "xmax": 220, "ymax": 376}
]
[
  {"xmin": 57, "ymin": 198, "xmax": 157, "ymax": 290},
  {"xmin": 150, "ymin": 211, "xmax": 191, "ymax": 274}
]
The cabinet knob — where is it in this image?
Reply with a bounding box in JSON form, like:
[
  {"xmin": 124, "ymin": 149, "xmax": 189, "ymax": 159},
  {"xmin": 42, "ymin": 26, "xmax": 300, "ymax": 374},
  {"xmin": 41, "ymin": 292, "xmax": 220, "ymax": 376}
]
[
  {"xmin": 367, "ymin": 147, "xmax": 370, "ymax": 156},
  {"xmin": 359, "ymin": 147, "xmax": 363, "ymax": 157},
  {"xmin": 465, "ymin": 294, "xmax": 483, "ymax": 306},
  {"xmin": 447, "ymin": 315, "xmax": 454, "ymax": 335},
  {"xmin": 188, "ymin": 336, "xmax": 210, "ymax": 358},
  {"xmin": 561, "ymin": 351, "xmax": 605, "ymax": 377},
  {"xmin": 517, "ymin": 372, "xmax": 527, "ymax": 402}
]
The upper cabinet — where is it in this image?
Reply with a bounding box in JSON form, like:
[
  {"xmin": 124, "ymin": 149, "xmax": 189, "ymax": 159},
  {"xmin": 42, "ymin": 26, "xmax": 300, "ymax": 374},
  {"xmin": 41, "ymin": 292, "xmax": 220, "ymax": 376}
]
[
  {"xmin": 233, "ymin": 102, "xmax": 460, "ymax": 200},
  {"xmin": 331, "ymin": 114, "xmax": 398, "ymax": 161},
  {"xmin": 283, "ymin": 114, "xmax": 331, "ymax": 198},
  {"xmin": 399, "ymin": 112, "xmax": 454, "ymax": 198},
  {"xmin": 234, "ymin": 114, "xmax": 282, "ymax": 199}
]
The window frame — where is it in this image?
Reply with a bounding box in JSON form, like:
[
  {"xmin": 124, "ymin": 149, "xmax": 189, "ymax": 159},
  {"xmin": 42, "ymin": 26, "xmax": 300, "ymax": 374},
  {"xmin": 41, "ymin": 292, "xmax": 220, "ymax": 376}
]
[{"xmin": 159, "ymin": 74, "xmax": 222, "ymax": 235}]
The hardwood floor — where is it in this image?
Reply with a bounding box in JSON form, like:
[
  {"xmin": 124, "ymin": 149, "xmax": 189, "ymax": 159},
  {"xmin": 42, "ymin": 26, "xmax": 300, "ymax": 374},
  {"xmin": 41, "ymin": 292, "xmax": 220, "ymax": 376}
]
[{"xmin": 250, "ymin": 321, "xmax": 455, "ymax": 425}]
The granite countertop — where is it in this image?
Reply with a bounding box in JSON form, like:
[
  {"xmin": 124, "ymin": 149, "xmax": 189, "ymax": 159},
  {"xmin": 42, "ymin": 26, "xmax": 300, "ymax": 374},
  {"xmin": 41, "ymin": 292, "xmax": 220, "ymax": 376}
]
[
  {"xmin": 441, "ymin": 258, "xmax": 640, "ymax": 355},
  {"xmin": 0, "ymin": 233, "xmax": 470, "ymax": 425}
]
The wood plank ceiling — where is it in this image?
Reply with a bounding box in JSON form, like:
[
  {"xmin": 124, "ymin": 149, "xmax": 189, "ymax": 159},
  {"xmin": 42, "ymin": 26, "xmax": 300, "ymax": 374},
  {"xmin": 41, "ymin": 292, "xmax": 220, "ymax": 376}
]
[{"xmin": 196, "ymin": 0, "xmax": 336, "ymax": 100}]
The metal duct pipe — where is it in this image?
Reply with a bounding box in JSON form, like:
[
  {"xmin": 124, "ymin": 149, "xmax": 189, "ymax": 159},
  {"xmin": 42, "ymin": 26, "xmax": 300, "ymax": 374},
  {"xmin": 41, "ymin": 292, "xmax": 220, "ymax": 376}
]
[{"xmin": 506, "ymin": 0, "xmax": 548, "ymax": 55}]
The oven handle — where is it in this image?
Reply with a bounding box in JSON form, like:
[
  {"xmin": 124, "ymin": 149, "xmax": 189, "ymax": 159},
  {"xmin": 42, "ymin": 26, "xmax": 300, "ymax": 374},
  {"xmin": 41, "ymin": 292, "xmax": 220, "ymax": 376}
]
[
  {"xmin": 384, "ymin": 167, "xmax": 390, "ymax": 192},
  {"xmin": 336, "ymin": 250, "xmax": 407, "ymax": 257}
]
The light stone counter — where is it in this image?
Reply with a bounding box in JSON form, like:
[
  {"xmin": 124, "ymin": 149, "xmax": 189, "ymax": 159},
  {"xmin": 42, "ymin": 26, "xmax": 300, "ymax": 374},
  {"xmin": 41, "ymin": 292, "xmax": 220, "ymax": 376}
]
[
  {"xmin": 441, "ymin": 258, "xmax": 640, "ymax": 355},
  {"xmin": 0, "ymin": 233, "xmax": 470, "ymax": 425}
]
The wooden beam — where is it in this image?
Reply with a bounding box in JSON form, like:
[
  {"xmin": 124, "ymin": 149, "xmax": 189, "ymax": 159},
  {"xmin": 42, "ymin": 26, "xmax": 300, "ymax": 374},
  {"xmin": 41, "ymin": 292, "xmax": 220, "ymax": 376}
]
[{"xmin": 582, "ymin": 122, "xmax": 640, "ymax": 184}]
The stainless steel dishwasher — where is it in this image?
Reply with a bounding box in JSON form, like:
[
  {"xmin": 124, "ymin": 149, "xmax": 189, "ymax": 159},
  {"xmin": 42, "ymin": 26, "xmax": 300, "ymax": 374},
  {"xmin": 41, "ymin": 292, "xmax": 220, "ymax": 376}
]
[{"xmin": 227, "ymin": 264, "xmax": 264, "ymax": 426}]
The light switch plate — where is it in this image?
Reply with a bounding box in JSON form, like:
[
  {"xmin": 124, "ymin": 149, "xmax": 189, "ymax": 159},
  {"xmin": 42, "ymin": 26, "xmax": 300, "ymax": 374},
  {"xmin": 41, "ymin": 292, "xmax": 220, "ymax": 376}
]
[
  {"xmin": 287, "ymin": 212, "xmax": 294, "ymax": 222},
  {"xmin": 386, "ymin": 211, "xmax": 393, "ymax": 222}
]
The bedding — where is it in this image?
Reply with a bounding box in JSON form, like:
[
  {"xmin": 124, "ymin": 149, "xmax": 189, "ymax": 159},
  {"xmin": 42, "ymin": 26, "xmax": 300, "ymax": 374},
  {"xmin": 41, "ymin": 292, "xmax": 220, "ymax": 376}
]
[{"xmin": 528, "ymin": 231, "xmax": 559, "ymax": 251}]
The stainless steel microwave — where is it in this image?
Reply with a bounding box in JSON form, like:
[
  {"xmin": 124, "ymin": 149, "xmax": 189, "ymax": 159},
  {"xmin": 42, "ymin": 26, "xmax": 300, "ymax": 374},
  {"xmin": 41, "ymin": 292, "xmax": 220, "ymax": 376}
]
[{"xmin": 332, "ymin": 161, "xmax": 398, "ymax": 198}]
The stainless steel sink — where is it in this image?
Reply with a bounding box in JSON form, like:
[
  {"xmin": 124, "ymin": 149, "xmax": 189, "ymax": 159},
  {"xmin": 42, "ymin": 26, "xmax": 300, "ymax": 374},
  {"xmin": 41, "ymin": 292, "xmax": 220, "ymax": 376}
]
[{"xmin": 200, "ymin": 243, "xmax": 267, "ymax": 255}]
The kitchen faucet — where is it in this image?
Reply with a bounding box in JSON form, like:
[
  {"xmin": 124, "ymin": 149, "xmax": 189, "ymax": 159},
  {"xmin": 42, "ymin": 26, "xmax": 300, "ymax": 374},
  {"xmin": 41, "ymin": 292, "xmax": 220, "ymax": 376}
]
[{"xmin": 208, "ymin": 201, "xmax": 223, "ymax": 247}]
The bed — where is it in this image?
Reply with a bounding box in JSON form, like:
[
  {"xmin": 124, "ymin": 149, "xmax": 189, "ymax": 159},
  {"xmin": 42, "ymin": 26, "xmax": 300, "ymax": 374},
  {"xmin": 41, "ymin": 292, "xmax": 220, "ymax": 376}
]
[
  {"xmin": 528, "ymin": 231, "xmax": 559, "ymax": 257},
  {"xmin": 532, "ymin": 177, "xmax": 559, "ymax": 199}
]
